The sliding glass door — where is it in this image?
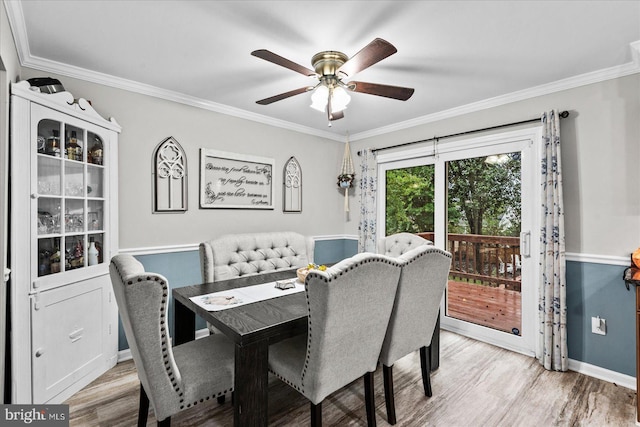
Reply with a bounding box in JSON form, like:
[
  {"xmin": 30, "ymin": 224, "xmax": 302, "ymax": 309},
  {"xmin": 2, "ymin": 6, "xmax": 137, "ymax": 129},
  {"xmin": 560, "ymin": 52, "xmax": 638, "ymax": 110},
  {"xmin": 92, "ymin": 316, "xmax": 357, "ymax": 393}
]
[{"xmin": 378, "ymin": 128, "xmax": 541, "ymax": 355}]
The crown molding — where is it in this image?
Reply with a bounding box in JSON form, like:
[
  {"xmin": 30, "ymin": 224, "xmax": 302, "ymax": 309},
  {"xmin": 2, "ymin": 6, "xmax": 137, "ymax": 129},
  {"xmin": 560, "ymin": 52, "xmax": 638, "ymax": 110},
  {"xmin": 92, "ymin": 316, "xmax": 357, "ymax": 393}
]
[
  {"xmin": 6, "ymin": 1, "xmax": 639, "ymax": 143},
  {"xmin": 4, "ymin": 0, "xmax": 29, "ymax": 65}
]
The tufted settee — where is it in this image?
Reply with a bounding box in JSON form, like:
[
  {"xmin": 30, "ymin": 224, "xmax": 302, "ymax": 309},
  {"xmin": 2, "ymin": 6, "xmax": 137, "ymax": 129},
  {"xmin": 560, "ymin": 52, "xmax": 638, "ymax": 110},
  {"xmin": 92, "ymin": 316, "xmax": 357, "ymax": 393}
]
[
  {"xmin": 199, "ymin": 231, "xmax": 315, "ymax": 283},
  {"xmin": 377, "ymin": 232, "xmax": 433, "ymax": 257}
]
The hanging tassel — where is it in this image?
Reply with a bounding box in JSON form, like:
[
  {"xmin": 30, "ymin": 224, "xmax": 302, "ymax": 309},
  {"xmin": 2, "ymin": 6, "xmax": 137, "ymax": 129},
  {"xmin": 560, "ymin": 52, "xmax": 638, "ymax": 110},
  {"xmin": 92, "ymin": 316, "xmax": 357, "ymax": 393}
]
[
  {"xmin": 338, "ymin": 133, "xmax": 355, "ymax": 213},
  {"xmin": 344, "ymin": 187, "xmax": 349, "ymax": 212}
]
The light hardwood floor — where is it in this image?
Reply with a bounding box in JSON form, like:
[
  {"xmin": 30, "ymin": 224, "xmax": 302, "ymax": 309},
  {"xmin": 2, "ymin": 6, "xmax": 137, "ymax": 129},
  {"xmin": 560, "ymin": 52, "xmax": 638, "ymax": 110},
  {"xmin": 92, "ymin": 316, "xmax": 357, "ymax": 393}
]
[{"xmin": 65, "ymin": 330, "xmax": 637, "ymax": 426}]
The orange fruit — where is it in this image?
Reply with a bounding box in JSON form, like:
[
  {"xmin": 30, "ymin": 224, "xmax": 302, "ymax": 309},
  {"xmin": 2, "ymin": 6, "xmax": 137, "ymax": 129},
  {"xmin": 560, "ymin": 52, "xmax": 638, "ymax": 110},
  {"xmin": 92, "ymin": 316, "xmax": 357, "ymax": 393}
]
[{"xmin": 633, "ymin": 247, "xmax": 640, "ymax": 269}]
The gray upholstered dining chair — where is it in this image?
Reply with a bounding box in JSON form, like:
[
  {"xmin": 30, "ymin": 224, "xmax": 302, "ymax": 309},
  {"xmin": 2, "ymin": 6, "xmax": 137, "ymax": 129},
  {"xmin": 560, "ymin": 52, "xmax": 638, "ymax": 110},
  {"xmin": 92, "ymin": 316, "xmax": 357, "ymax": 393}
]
[
  {"xmin": 377, "ymin": 232, "xmax": 432, "ymax": 257},
  {"xmin": 378, "ymin": 245, "xmax": 452, "ymax": 425},
  {"xmin": 268, "ymin": 252, "xmax": 403, "ymax": 427},
  {"xmin": 109, "ymin": 254, "xmax": 235, "ymax": 427}
]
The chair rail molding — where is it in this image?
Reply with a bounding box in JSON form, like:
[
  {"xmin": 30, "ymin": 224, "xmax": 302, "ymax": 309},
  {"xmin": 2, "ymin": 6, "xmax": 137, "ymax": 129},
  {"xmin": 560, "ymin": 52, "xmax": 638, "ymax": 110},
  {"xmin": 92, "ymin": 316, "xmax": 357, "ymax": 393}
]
[{"xmin": 118, "ymin": 234, "xmax": 359, "ymax": 256}]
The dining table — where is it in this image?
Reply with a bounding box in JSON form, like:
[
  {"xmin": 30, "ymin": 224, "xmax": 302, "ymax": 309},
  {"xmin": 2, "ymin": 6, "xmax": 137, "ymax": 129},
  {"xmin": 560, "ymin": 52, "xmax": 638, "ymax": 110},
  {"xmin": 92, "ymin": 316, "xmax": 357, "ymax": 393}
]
[{"xmin": 172, "ymin": 268, "xmax": 440, "ymax": 426}]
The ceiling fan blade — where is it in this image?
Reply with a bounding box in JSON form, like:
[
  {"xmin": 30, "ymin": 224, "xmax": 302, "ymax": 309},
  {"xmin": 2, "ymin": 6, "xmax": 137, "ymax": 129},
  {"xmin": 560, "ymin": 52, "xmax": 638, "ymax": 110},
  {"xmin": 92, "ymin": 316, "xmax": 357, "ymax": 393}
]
[
  {"xmin": 251, "ymin": 49, "xmax": 316, "ymax": 76},
  {"xmin": 337, "ymin": 38, "xmax": 397, "ymax": 77},
  {"xmin": 349, "ymin": 81, "xmax": 414, "ymax": 101},
  {"xmin": 256, "ymin": 87, "xmax": 311, "ymax": 105}
]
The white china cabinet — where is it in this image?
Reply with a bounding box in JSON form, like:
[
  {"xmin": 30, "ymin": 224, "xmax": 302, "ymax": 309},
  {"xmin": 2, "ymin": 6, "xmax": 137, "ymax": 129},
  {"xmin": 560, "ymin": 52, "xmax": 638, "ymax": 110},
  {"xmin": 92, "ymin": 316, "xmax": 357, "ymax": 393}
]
[{"xmin": 10, "ymin": 80, "xmax": 120, "ymax": 403}]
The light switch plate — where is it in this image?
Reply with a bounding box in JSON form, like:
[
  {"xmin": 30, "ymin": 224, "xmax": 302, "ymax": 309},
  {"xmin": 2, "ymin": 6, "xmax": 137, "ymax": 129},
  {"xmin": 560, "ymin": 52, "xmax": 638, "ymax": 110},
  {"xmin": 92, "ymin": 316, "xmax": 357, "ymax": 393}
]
[{"xmin": 591, "ymin": 317, "xmax": 606, "ymax": 335}]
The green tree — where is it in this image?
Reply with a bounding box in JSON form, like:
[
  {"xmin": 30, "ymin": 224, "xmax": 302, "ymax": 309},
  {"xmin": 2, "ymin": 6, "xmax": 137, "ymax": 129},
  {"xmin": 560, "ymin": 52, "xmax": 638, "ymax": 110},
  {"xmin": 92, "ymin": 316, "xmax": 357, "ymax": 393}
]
[
  {"xmin": 385, "ymin": 165, "xmax": 435, "ymax": 234},
  {"xmin": 447, "ymin": 154, "xmax": 521, "ymax": 237},
  {"xmin": 384, "ymin": 155, "xmax": 521, "ymax": 242}
]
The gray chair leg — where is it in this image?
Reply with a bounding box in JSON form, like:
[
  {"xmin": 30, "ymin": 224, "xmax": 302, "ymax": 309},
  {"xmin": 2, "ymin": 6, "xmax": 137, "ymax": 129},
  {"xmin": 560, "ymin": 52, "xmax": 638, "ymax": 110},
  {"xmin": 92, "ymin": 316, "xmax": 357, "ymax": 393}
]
[
  {"xmin": 310, "ymin": 401, "xmax": 322, "ymax": 427},
  {"xmin": 138, "ymin": 383, "xmax": 149, "ymax": 427},
  {"xmin": 382, "ymin": 365, "xmax": 397, "ymax": 425},
  {"xmin": 420, "ymin": 346, "xmax": 433, "ymax": 397},
  {"xmin": 364, "ymin": 372, "xmax": 377, "ymax": 427}
]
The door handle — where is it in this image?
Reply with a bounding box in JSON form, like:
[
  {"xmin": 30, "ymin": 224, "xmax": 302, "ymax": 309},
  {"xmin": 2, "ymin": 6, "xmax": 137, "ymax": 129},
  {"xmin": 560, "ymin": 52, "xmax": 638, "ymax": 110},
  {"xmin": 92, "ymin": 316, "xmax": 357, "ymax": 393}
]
[
  {"xmin": 69, "ymin": 327, "xmax": 84, "ymax": 343},
  {"xmin": 520, "ymin": 231, "xmax": 531, "ymax": 258}
]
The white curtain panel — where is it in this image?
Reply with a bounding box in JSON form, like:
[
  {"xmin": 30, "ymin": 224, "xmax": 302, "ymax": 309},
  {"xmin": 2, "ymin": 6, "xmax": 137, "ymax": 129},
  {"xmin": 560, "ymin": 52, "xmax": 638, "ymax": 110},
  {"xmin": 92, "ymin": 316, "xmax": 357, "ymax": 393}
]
[
  {"xmin": 538, "ymin": 110, "xmax": 568, "ymax": 371},
  {"xmin": 358, "ymin": 148, "xmax": 378, "ymax": 252}
]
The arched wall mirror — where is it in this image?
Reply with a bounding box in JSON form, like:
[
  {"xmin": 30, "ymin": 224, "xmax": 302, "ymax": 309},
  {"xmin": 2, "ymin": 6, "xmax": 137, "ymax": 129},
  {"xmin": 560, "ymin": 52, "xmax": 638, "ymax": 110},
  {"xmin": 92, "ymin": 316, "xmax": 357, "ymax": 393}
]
[
  {"xmin": 153, "ymin": 136, "xmax": 187, "ymax": 213},
  {"xmin": 283, "ymin": 156, "xmax": 302, "ymax": 213}
]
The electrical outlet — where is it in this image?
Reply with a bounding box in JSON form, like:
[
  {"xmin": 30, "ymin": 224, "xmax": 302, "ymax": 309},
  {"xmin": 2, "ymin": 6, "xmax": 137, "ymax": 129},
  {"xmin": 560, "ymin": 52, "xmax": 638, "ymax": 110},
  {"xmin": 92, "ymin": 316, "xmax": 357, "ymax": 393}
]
[{"xmin": 591, "ymin": 317, "xmax": 606, "ymax": 335}]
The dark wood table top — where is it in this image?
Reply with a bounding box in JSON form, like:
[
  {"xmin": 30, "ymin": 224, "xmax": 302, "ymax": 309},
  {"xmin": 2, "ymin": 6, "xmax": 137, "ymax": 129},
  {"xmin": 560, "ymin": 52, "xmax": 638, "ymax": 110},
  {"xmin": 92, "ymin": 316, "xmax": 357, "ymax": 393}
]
[{"xmin": 172, "ymin": 269, "xmax": 309, "ymax": 346}]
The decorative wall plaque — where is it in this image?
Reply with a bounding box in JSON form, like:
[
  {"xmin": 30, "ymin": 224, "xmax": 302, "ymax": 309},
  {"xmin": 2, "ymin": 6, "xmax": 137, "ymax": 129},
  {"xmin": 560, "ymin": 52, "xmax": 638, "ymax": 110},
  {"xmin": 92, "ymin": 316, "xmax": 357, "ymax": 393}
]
[
  {"xmin": 200, "ymin": 149, "xmax": 274, "ymax": 209},
  {"xmin": 283, "ymin": 156, "xmax": 302, "ymax": 213},
  {"xmin": 153, "ymin": 136, "xmax": 187, "ymax": 213}
]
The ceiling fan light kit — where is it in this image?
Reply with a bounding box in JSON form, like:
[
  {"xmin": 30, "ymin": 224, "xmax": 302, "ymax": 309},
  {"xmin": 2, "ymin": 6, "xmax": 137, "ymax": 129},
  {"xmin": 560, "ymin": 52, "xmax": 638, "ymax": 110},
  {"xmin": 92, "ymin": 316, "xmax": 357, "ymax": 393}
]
[{"xmin": 251, "ymin": 38, "xmax": 415, "ymax": 124}]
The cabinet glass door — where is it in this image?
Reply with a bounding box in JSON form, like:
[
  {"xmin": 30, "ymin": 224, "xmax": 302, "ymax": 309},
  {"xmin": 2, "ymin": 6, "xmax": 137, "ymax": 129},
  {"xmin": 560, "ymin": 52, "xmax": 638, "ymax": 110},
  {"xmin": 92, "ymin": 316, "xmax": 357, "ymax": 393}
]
[{"xmin": 36, "ymin": 117, "xmax": 107, "ymax": 279}]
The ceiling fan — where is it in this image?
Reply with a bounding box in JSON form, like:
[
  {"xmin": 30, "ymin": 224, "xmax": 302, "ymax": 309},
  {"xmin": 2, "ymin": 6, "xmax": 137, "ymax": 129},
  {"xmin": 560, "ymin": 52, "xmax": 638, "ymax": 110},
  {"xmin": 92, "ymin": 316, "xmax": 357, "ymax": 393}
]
[{"xmin": 251, "ymin": 38, "xmax": 415, "ymax": 124}]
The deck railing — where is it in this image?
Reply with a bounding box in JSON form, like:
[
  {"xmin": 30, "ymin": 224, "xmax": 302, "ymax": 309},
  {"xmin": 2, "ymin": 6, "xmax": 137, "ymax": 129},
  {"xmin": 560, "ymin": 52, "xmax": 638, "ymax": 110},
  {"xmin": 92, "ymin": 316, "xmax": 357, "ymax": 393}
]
[{"xmin": 417, "ymin": 232, "xmax": 521, "ymax": 291}]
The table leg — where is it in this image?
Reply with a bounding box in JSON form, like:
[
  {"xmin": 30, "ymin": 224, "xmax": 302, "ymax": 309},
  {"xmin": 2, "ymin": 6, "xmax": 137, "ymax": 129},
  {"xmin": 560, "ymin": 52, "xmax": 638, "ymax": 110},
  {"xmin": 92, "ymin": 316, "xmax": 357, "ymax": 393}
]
[
  {"xmin": 234, "ymin": 340, "xmax": 269, "ymax": 427},
  {"xmin": 173, "ymin": 299, "xmax": 195, "ymax": 345},
  {"xmin": 429, "ymin": 310, "xmax": 440, "ymax": 371}
]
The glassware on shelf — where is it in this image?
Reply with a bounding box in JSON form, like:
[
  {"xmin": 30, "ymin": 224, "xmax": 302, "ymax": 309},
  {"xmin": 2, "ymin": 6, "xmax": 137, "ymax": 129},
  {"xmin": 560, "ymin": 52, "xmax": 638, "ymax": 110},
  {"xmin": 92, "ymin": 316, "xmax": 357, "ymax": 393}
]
[
  {"xmin": 38, "ymin": 159, "xmax": 62, "ymax": 196},
  {"xmin": 38, "ymin": 203, "xmax": 61, "ymax": 235},
  {"xmin": 65, "ymin": 238, "xmax": 84, "ymax": 270},
  {"xmin": 37, "ymin": 136, "xmax": 46, "ymax": 154},
  {"xmin": 38, "ymin": 248, "xmax": 52, "ymax": 276},
  {"xmin": 65, "ymin": 162, "xmax": 85, "ymax": 197},
  {"xmin": 88, "ymin": 211, "xmax": 100, "ymax": 230},
  {"xmin": 46, "ymin": 130, "xmax": 61, "ymax": 157},
  {"xmin": 50, "ymin": 247, "xmax": 61, "ymax": 273},
  {"xmin": 88, "ymin": 238, "xmax": 99, "ymax": 266},
  {"xmin": 66, "ymin": 131, "xmax": 82, "ymax": 161},
  {"xmin": 88, "ymin": 135, "xmax": 103, "ymax": 165}
]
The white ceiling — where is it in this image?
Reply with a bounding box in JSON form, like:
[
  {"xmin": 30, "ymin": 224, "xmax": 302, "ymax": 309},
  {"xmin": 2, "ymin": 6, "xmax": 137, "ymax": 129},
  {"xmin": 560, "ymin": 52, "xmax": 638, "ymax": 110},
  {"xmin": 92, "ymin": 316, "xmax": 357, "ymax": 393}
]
[{"xmin": 6, "ymin": 1, "xmax": 640, "ymax": 141}]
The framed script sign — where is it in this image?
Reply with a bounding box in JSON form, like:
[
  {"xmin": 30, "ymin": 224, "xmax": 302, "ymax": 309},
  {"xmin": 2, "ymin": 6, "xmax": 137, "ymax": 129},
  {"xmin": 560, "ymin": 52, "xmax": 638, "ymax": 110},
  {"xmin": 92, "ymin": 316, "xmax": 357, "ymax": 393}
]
[{"xmin": 200, "ymin": 149, "xmax": 274, "ymax": 209}]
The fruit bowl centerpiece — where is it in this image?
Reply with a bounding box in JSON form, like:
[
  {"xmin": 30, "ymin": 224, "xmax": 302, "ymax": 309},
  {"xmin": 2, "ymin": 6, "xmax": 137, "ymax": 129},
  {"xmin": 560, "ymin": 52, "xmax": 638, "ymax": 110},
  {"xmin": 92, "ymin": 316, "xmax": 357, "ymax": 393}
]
[{"xmin": 297, "ymin": 263, "xmax": 327, "ymax": 283}]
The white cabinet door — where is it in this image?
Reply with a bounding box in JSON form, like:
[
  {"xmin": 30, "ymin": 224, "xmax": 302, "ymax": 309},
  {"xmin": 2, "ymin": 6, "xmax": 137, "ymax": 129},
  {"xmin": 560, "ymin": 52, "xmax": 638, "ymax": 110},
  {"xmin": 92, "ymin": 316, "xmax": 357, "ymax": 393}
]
[
  {"xmin": 31, "ymin": 275, "xmax": 114, "ymax": 403},
  {"xmin": 10, "ymin": 81, "xmax": 120, "ymax": 403}
]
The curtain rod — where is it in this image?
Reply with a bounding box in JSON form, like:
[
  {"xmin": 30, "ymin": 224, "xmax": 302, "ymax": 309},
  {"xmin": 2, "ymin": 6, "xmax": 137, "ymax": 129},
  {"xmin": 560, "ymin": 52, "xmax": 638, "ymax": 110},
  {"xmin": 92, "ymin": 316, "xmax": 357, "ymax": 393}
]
[{"xmin": 356, "ymin": 110, "xmax": 569, "ymax": 156}]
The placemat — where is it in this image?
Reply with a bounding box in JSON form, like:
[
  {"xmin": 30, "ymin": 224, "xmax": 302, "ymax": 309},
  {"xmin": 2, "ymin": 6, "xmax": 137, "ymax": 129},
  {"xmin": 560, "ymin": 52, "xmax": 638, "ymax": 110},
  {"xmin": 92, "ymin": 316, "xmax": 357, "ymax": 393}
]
[{"xmin": 189, "ymin": 278, "xmax": 304, "ymax": 311}]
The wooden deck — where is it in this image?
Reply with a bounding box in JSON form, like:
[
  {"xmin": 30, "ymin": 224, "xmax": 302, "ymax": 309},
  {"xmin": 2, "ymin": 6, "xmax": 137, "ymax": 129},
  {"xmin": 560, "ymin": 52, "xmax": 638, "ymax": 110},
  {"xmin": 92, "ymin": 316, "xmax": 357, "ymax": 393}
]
[{"xmin": 446, "ymin": 280, "xmax": 522, "ymax": 335}]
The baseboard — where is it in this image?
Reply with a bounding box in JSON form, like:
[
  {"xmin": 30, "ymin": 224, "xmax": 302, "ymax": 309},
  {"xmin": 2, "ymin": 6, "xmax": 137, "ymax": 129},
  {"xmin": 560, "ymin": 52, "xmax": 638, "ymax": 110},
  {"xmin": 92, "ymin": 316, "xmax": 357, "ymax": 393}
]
[
  {"xmin": 567, "ymin": 358, "xmax": 636, "ymax": 391},
  {"xmin": 117, "ymin": 328, "xmax": 211, "ymax": 363}
]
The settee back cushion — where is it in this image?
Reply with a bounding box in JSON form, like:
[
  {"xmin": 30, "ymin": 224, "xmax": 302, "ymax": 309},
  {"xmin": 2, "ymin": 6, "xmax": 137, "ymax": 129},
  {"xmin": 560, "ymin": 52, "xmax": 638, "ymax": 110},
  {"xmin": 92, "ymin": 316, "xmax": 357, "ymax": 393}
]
[
  {"xmin": 200, "ymin": 231, "xmax": 314, "ymax": 282},
  {"xmin": 377, "ymin": 232, "xmax": 433, "ymax": 257}
]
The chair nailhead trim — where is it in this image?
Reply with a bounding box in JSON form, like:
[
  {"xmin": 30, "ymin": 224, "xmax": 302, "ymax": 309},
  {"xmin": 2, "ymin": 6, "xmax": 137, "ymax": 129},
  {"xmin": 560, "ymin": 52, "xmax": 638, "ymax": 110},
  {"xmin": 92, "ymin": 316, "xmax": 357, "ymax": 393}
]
[
  {"xmin": 123, "ymin": 271, "xmax": 185, "ymax": 400},
  {"xmin": 183, "ymin": 388, "xmax": 234, "ymax": 409}
]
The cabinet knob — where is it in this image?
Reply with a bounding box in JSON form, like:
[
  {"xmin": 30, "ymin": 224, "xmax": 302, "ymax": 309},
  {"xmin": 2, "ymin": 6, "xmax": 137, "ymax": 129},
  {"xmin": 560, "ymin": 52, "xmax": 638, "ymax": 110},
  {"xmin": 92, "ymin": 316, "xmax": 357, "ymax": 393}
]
[
  {"xmin": 30, "ymin": 193, "xmax": 38, "ymax": 199},
  {"xmin": 35, "ymin": 348, "xmax": 44, "ymax": 358}
]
